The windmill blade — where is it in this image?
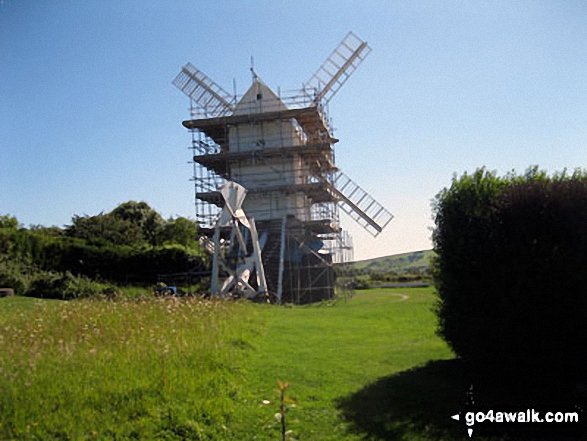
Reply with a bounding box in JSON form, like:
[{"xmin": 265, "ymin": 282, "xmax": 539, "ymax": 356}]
[
  {"xmin": 172, "ymin": 62, "xmax": 234, "ymax": 117},
  {"xmin": 327, "ymin": 170, "xmax": 393, "ymax": 237},
  {"xmin": 303, "ymin": 32, "xmax": 372, "ymax": 106}
]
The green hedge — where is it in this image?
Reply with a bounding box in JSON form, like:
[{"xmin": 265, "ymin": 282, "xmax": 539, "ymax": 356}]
[
  {"xmin": 432, "ymin": 167, "xmax": 587, "ymax": 391},
  {"xmin": 0, "ymin": 228, "xmax": 207, "ymax": 286},
  {"xmin": 42, "ymin": 240, "xmax": 206, "ymax": 284},
  {"xmin": 26, "ymin": 271, "xmax": 110, "ymax": 300}
]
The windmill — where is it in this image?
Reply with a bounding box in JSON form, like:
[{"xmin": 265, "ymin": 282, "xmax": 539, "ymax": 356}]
[{"xmin": 173, "ymin": 31, "xmax": 393, "ymax": 303}]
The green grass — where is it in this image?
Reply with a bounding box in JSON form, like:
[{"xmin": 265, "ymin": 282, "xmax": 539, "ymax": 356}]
[
  {"xmin": 239, "ymin": 288, "xmax": 455, "ymax": 440},
  {"xmin": 0, "ymin": 297, "xmax": 262, "ymax": 440},
  {"xmin": 0, "ymin": 288, "xmax": 475, "ymax": 440}
]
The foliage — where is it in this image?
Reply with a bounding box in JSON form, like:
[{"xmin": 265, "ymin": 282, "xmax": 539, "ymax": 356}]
[
  {"xmin": 110, "ymin": 201, "xmax": 165, "ymax": 246},
  {"xmin": 26, "ymin": 271, "xmax": 111, "ymax": 300},
  {"xmin": 0, "ymin": 257, "xmax": 31, "ymax": 295},
  {"xmin": 67, "ymin": 213, "xmax": 145, "ymax": 247},
  {"xmin": 0, "ymin": 214, "xmax": 19, "ymax": 230},
  {"xmin": 353, "ymin": 278, "xmax": 371, "ymax": 290},
  {"xmin": 160, "ymin": 216, "xmax": 200, "ymax": 248},
  {"xmin": 40, "ymin": 240, "xmax": 202, "ymax": 285},
  {"xmin": 28, "ymin": 225, "xmax": 64, "ymax": 236},
  {"xmin": 0, "ymin": 202, "xmax": 207, "ymax": 293},
  {"xmin": 66, "ymin": 201, "xmax": 199, "ymax": 249},
  {"xmin": 432, "ymin": 167, "xmax": 587, "ymax": 390}
]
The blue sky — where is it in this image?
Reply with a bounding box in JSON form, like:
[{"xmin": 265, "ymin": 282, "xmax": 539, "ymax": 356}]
[{"xmin": 2, "ymin": 1, "xmax": 586, "ymax": 261}]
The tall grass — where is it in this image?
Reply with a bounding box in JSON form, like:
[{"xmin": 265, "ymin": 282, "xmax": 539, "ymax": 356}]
[{"xmin": 0, "ymin": 297, "xmax": 261, "ymax": 440}]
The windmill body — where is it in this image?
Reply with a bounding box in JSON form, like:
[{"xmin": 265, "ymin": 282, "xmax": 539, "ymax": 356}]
[
  {"xmin": 174, "ymin": 32, "xmax": 393, "ymax": 303},
  {"xmin": 227, "ymin": 80, "xmax": 309, "ymax": 222}
]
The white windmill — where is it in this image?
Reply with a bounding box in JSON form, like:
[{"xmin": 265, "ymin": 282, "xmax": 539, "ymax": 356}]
[{"xmin": 173, "ymin": 31, "xmax": 393, "ymax": 303}]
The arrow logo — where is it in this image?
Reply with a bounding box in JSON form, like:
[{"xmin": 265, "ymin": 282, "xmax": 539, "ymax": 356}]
[{"xmin": 450, "ymin": 413, "xmax": 473, "ymax": 437}]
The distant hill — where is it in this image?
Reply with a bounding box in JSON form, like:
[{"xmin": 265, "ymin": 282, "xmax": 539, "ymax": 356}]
[{"xmin": 351, "ymin": 250, "xmax": 434, "ymax": 273}]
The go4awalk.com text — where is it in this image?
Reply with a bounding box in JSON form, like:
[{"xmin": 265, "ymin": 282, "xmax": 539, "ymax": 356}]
[{"xmin": 451, "ymin": 407, "xmax": 584, "ymax": 438}]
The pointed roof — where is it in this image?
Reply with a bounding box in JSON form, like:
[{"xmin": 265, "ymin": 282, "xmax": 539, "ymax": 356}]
[{"xmin": 233, "ymin": 79, "xmax": 288, "ymax": 116}]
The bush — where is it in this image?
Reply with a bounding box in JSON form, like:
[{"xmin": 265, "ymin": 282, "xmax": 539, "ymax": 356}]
[
  {"xmin": 26, "ymin": 271, "xmax": 109, "ymax": 300},
  {"xmin": 432, "ymin": 167, "xmax": 587, "ymax": 391},
  {"xmin": 0, "ymin": 258, "xmax": 31, "ymax": 295},
  {"xmin": 353, "ymin": 278, "xmax": 371, "ymax": 290}
]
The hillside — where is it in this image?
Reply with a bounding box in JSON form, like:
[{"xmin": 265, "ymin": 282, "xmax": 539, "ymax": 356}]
[{"xmin": 351, "ymin": 249, "xmax": 434, "ymax": 273}]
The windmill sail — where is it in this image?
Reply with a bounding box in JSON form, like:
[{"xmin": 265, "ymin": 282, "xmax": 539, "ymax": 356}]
[
  {"xmin": 173, "ymin": 63, "xmax": 234, "ymax": 117},
  {"xmin": 327, "ymin": 170, "xmax": 393, "ymax": 237},
  {"xmin": 303, "ymin": 31, "xmax": 372, "ymax": 106}
]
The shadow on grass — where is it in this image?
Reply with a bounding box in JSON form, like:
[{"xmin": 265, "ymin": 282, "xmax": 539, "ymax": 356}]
[
  {"xmin": 337, "ymin": 359, "xmax": 586, "ymax": 440},
  {"xmin": 336, "ymin": 358, "xmax": 469, "ymax": 440}
]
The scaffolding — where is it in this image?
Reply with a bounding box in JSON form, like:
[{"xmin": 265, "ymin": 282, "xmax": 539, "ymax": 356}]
[
  {"xmin": 184, "ymin": 87, "xmax": 343, "ymax": 302},
  {"xmin": 174, "ymin": 32, "xmax": 392, "ymax": 303}
]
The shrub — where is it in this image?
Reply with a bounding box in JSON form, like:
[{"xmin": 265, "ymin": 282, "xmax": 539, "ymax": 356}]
[
  {"xmin": 353, "ymin": 278, "xmax": 371, "ymax": 290},
  {"xmin": 26, "ymin": 271, "xmax": 109, "ymax": 300},
  {"xmin": 432, "ymin": 167, "xmax": 587, "ymax": 391},
  {"xmin": 0, "ymin": 257, "xmax": 31, "ymax": 295}
]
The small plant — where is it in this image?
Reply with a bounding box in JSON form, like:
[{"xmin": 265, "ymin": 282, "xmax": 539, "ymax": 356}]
[{"xmin": 275, "ymin": 379, "xmax": 297, "ymax": 441}]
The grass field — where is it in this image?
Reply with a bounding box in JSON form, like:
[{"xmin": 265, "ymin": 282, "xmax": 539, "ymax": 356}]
[{"xmin": 0, "ymin": 288, "xmax": 475, "ymax": 440}]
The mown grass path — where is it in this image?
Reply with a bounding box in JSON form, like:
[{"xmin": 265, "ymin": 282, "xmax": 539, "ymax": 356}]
[{"xmin": 1, "ymin": 288, "xmax": 464, "ymax": 440}]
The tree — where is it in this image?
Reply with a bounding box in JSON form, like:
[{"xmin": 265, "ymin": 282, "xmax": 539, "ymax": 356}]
[
  {"xmin": 160, "ymin": 217, "xmax": 199, "ymax": 247},
  {"xmin": 0, "ymin": 214, "xmax": 18, "ymax": 230},
  {"xmin": 67, "ymin": 213, "xmax": 144, "ymax": 247},
  {"xmin": 110, "ymin": 201, "xmax": 164, "ymax": 246},
  {"xmin": 66, "ymin": 202, "xmax": 204, "ymax": 249}
]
